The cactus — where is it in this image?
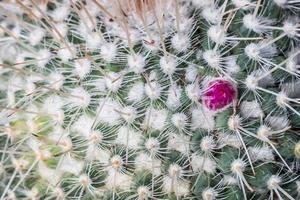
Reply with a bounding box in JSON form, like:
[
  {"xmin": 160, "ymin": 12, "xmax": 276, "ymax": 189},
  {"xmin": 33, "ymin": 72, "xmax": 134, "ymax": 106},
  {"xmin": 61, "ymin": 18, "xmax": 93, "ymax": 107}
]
[{"xmin": 0, "ymin": 0, "xmax": 299, "ymax": 199}]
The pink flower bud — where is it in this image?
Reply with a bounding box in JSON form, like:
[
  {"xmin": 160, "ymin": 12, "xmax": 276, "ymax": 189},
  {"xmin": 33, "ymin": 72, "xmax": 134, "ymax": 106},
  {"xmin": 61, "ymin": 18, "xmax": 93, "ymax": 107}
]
[{"xmin": 202, "ymin": 79, "xmax": 237, "ymax": 111}]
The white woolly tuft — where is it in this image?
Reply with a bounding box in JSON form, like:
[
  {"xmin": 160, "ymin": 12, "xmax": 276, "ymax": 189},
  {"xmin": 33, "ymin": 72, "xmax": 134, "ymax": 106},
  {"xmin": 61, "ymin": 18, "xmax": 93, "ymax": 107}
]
[
  {"xmin": 171, "ymin": 113, "xmax": 188, "ymax": 129},
  {"xmin": 0, "ymin": 43, "xmax": 18, "ymax": 63},
  {"xmin": 266, "ymin": 115, "xmax": 290, "ymax": 131},
  {"xmin": 86, "ymin": 32, "xmax": 102, "ymax": 49},
  {"xmin": 51, "ymin": 5, "xmax": 70, "ymax": 22},
  {"xmin": 200, "ymin": 136, "xmax": 216, "ymax": 152},
  {"xmin": 145, "ymin": 137, "xmax": 160, "ymax": 154},
  {"xmin": 185, "ymin": 65, "xmax": 198, "ymax": 82},
  {"xmin": 186, "ymin": 83, "xmax": 201, "ymax": 102},
  {"xmin": 38, "ymin": 163, "xmax": 62, "ymax": 185},
  {"xmin": 52, "ymin": 22, "xmax": 68, "ymax": 38},
  {"xmin": 208, "ymin": 25, "xmax": 226, "ymax": 44},
  {"xmin": 192, "ymin": 0, "xmax": 214, "ymax": 8},
  {"xmin": 57, "ymin": 46, "xmax": 76, "ymax": 63},
  {"xmin": 191, "ymin": 154, "xmax": 217, "ymax": 174},
  {"xmin": 162, "ymin": 176, "xmax": 190, "ymax": 196},
  {"xmin": 86, "ymin": 144, "xmax": 110, "ymax": 164},
  {"xmin": 231, "ymin": 0, "xmax": 254, "ymax": 9},
  {"xmin": 191, "ymin": 106, "xmax": 215, "ymax": 131},
  {"xmin": 145, "ymin": 81, "xmax": 162, "ymax": 100},
  {"xmin": 134, "ymin": 153, "xmax": 162, "ymax": 176},
  {"xmin": 105, "ymin": 72, "xmax": 123, "ymax": 92},
  {"xmin": 48, "ymin": 72, "xmax": 64, "ymax": 90},
  {"xmin": 74, "ymin": 59, "xmax": 92, "ymax": 79},
  {"xmin": 168, "ymin": 164, "xmax": 183, "ymax": 178},
  {"xmin": 281, "ymin": 81, "xmax": 300, "ymax": 98},
  {"xmin": 240, "ymin": 100, "xmax": 264, "ymax": 118},
  {"xmin": 203, "ymin": 50, "xmax": 220, "ymax": 69},
  {"xmin": 115, "ymin": 126, "xmax": 142, "ymax": 150},
  {"xmin": 221, "ymin": 175, "xmax": 239, "ymax": 186},
  {"xmin": 100, "ymin": 43, "xmax": 117, "ymax": 63},
  {"xmin": 42, "ymin": 95, "xmax": 65, "ymax": 124},
  {"xmin": 171, "ymin": 33, "xmax": 191, "ymax": 52},
  {"xmin": 243, "ymin": 14, "xmax": 274, "ymax": 33},
  {"xmin": 58, "ymin": 155, "xmax": 84, "ymax": 176},
  {"xmin": 143, "ymin": 108, "xmax": 167, "ymax": 130},
  {"xmin": 244, "ymin": 74, "xmax": 258, "ymax": 91},
  {"xmin": 245, "ymin": 69, "xmax": 275, "ymax": 91},
  {"xmin": 120, "ymin": 106, "xmax": 137, "ymax": 124},
  {"xmin": 97, "ymin": 98, "xmax": 121, "ymax": 125},
  {"xmin": 245, "ymin": 41, "xmax": 277, "ymax": 61},
  {"xmin": 168, "ymin": 133, "xmax": 190, "ymax": 155},
  {"xmin": 128, "ymin": 54, "xmax": 146, "ymax": 74},
  {"xmin": 245, "ymin": 43, "xmax": 260, "ymax": 61},
  {"xmin": 282, "ymin": 18, "xmax": 299, "ymax": 38},
  {"xmin": 218, "ymin": 132, "xmax": 242, "ymax": 148},
  {"xmin": 91, "ymin": 78, "xmax": 106, "ymax": 92},
  {"xmin": 166, "ymin": 85, "xmax": 182, "ymax": 109},
  {"xmin": 127, "ymin": 82, "xmax": 145, "ymax": 102},
  {"xmin": 36, "ymin": 49, "xmax": 51, "ymax": 68},
  {"xmin": 72, "ymin": 115, "xmax": 94, "ymax": 137},
  {"xmin": 67, "ymin": 87, "xmax": 91, "ymax": 108},
  {"xmin": 202, "ymin": 6, "xmax": 221, "ymax": 24},
  {"xmin": 249, "ymin": 146, "xmax": 274, "ymax": 162},
  {"xmin": 225, "ymin": 57, "xmax": 240, "ymax": 75},
  {"xmin": 7, "ymin": 75, "xmax": 22, "ymax": 93},
  {"xmin": 29, "ymin": 28, "xmax": 45, "ymax": 46},
  {"xmin": 105, "ymin": 171, "xmax": 132, "ymax": 190},
  {"xmin": 160, "ymin": 56, "xmax": 177, "ymax": 75}
]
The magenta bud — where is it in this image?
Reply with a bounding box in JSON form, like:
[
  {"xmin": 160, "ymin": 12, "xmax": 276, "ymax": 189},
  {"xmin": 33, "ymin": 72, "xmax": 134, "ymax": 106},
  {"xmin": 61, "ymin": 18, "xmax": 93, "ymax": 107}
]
[{"xmin": 202, "ymin": 79, "xmax": 237, "ymax": 111}]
